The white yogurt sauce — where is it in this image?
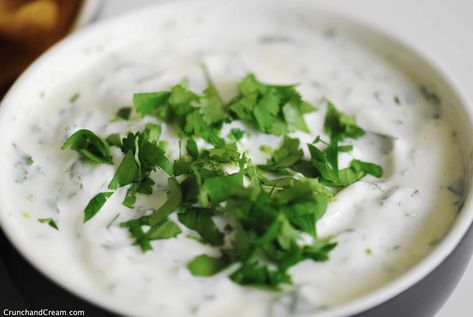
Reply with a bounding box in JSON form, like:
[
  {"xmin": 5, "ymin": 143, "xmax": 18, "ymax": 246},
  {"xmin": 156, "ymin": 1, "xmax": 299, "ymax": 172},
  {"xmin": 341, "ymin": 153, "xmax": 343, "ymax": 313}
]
[{"xmin": 0, "ymin": 5, "xmax": 466, "ymax": 317}]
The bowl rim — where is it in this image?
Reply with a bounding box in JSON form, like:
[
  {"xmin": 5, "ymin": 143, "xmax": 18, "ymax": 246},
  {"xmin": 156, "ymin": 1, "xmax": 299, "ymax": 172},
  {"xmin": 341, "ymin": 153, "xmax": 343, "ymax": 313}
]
[
  {"xmin": 72, "ymin": 0, "xmax": 104, "ymax": 30},
  {"xmin": 0, "ymin": 0, "xmax": 472, "ymax": 316}
]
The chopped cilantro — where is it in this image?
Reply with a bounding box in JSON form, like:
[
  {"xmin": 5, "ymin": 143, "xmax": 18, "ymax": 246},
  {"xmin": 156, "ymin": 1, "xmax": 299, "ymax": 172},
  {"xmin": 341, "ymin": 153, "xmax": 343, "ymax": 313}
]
[
  {"xmin": 229, "ymin": 74, "xmax": 315, "ymax": 135},
  {"xmin": 394, "ymin": 96, "xmax": 401, "ymax": 105},
  {"xmin": 186, "ymin": 138, "xmax": 199, "ymax": 159},
  {"xmin": 133, "ymin": 91, "xmax": 171, "ymax": 117},
  {"xmin": 202, "ymin": 172, "xmax": 244, "ymax": 205},
  {"xmin": 109, "ymin": 132, "xmax": 173, "ymax": 204},
  {"xmin": 198, "ymin": 65, "xmax": 227, "ymax": 125},
  {"xmin": 188, "ymin": 254, "xmax": 227, "ymax": 277},
  {"xmin": 229, "ymin": 128, "xmax": 245, "ymax": 141},
  {"xmin": 120, "ymin": 177, "xmax": 182, "ymax": 251},
  {"xmin": 38, "ymin": 218, "xmax": 59, "ymax": 230},
  {"xmin": 184, "ymin": 110, "xmax": 225, "ymax": 146},
  {"xmin": 147, "ymin": 220, "xmax": 182, "ymax": 240},
  {"xmin": 69, "ymin": 93, "xmax": 80, "ymax": 103},
  {"xmin": 108, "ymin": 151, "xmax": 139, "ymax": 190},
  {"xmin": 62, "ymin": 129, "xmax": 112, "ymax": 164},
  {"xmin": 199, "ymin": 85, "xmax": 227, "ymax": 125},
  {"xmin": 65, "ymin": 72, "xmax": 385, "ymax": 290},
  {"xmin": 105, "ymin": 133, "xmax": 122, "ymax": 147},
  {"xmin": 144, "ymin": 123, "xmax": 161, "ymax": 144},
  {"xmin": 263, "ymin": 136, "xmax": 304, "ymax": 170},
  {"xmin": 308, "ymin": 138, "xmax": 382, "ymax": 187},
  {"xmin": 324, "ymin": 101, "xmax": 365, "ymax": 142},
  {"xmin": 178, "ymin": 208, "xmax": 224, "ymax": 246},
  {"xmin": 83, "ymin": 192, "xmax": 113, "ymax": 222},
  {"xmin": 259, "ymin": 145, "xmax": 272, "ymax": 154},
  {"xmin": 24, "ymin": 155, "xmax": 34, "ymax": 166},
  {"xmin": 115, "ymin": 107, "xmax": 132, "ymax": 120}
]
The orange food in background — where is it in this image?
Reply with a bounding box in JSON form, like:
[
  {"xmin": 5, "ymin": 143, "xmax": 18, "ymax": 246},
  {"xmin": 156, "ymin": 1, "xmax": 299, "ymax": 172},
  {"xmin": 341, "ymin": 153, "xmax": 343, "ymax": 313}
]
[{"xmin": 0, "ymin": 0, "xmax": 83, "ymax": 97}]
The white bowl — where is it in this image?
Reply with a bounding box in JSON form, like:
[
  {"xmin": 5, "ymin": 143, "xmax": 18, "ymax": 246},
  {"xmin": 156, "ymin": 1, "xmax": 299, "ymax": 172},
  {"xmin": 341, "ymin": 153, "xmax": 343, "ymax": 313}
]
[{"xmin": 0, "ymin": 1, "xmax": 472, "ymax": 316}]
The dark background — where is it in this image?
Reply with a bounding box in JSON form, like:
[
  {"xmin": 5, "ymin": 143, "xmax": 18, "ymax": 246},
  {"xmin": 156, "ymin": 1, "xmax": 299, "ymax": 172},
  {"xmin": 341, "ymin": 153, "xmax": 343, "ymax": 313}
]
[{"xmin": 0, "ymin": 229, "xmax": 115, "ymax": 315}]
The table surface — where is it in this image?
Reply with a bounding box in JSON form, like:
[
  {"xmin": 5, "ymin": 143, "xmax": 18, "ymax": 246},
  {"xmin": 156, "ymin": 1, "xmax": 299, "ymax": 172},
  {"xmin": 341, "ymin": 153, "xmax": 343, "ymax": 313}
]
[{"xmin": 97, "ymin": 1, "xmax": 473, "ymax": 316}]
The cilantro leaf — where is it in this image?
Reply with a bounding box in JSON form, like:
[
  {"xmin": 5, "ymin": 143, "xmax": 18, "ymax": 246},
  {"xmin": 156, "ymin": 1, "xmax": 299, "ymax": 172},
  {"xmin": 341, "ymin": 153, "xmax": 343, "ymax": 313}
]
[
  {"xmin": 337, "ymin": 159, "xmax": 383, "ymax": 186},
  {"xmin": 186, "ymin": 138, "xmax": 199, "ymax": 159},
  {"xmin": 168, "ymin": 84, "xmax": 199, "ymax": 115},
  {"xmin": 120, "ymin": 178, "xmax": 182, "ymax": 251},
  {"xmin": 69, "ymin": 93, "xmax": 80, "ymax": 103},
  {"xmin": 109, "ymin": 132, "xmax": 173, "ymax": 194},
  {"xmin": 24, "ymin": 155, "xmax": 34, "ymax": 166},
  {"xmin": 308, "ymin": 138, "xmax": 382, "ymax": 187},
  {"xmin": 62, "ymin": 129, "xmax": 112, "ymax": 164},
  {"xmin": 106, "ymin": 133, "xmax": 122, "ymax": 147},
  {"xmin": 123, "ymin": 184, "xmax": 138, "ymax": 208},
  {"xmin": 122, "ymin": 177, "xmax": 155, "ymax": 209},
  {"xmin": 282, "ymin": 103, "xmax": 310, "ymax": 133},
  {"xmin": 185, "ymin": 110, "xmax": 225, "ymax": 146},
  {"xmin": 133, "ymin": 91, "xmax": 170, "ymax": 117},
  {"xmin": 178, "ymin": 208, "xmax": 224, "ymax": 246},
  {"xmin": 308, "ymin": 140, "xmax": 340, "ymax": 186},
  {"xmin": 83, "ymin": 192, "xmax": 113, "ymax": 222},
  {"xmin": 228, "ymin": 93, "xmax": 258, "ymax": 122},
  {"xmin": 143, "ymin": 123, "xmax": 161, "ymax": 144},
  {"xmin": 302, "ymin": 238, "xmax": 338, "ymax": 261},
  {"xmin": 229, "ymin": 74, "xmax": 314, "ymax": 135},
  {"xmin": 324, "ymin": 101, "xmax": 365, "ymax": 142},
  {"xmin": 128, "ymin": 225, "xmax": 152, "ymax": 252},
  {"xmin": 115, "ymin": 107, "xmax": 132, "ymax": 120},
  {"xmin": 264, "ymin": 136, "xmax": 304, "ymax": 169},
  {"xmin": 199, "ymin": 85, "xmax": 227, "ymax": 125},
  {"xmin": 147, "ymin": 177, "xmax": 182, "ymax": 226},
  {"xmin": 38, "ymin": 218, "xmax": 59, "ymax": 230},
  {"xmin": 229, "ymin": 128, "xmax": 245, "ymax": 141},
  {"xmin": 147, "ymin": 220, "xmax": 182, "ymax": 240},
  {"xmin": 207, "ymin": 144, "xmax": 240, "ymax": 163},
  {"xmin": 350, "ymin": 159, "xmax": 383, "ymax": 178},
  {"xmin": 139, "ymin": 136, "xmax": 174, "ymax": 176},
  {"xmin": 188, "ymin": 255, "xmax": 228, "ymax": 277},
  {"xmin": 202, "ymin": 172, "xmax": 244, "ymax": 204},
  {"xmin": 229, "ymin": 260, "xmax": 290, "ymax": 289},
  {"xmin": 282, "ymin": 196, "xmax": 328, "ymax": 237},
  {"xmin": 108, "ymin": 151, "xmax": 140, "ymax": 189}
]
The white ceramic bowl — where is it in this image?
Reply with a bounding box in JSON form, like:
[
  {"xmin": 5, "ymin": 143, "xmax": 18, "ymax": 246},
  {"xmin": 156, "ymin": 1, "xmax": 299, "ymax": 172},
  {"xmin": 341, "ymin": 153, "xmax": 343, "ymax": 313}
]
[{"xmin": 0, "ymin": 1, "xmax": 472, "ymax": 316}]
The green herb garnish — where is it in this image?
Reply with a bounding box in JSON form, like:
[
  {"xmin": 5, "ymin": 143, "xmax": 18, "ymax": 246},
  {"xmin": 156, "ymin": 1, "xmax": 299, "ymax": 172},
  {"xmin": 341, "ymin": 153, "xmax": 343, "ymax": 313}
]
[
  {"xmin": 62, "ymin": 129, "xmax": 113, "ymax": 164},
  {"xmin": 188, "ymin": 254, "xmax": 228, "ymax": 277},
  {"xmin": 108, "ymin": 132, "xmax": 173, "ymax": 208},
  {"xmin": 38, "ymin": 218, "xmax": 59, "ymax": 230},
  {"xmin": 83, "ymin": 192, "xmax": 113, "ymax": 222},
  {"xmin": 62, "ymin": 72, "xmax": 383, "ymax": 290},
  {"xmin": 229, "ymin": 128, "xmax": 245, "ymax": 141},
  {"xmin": 394, "ymin": 96, "xmax": 401, "ymax": 105},
  {"xmin": 324, "ymin": 101, "xmax": 365, "ymax": 142},
  {"xmin": 115, "ymin": 107, "xmax": 132, "ymax": 120},
  {"xmin": 24, "ymin": 155, "xmax": 34, "ymax": 166},
  {"xmin": 229, "ymin": 74, "xmax": 314, "ymax": 135},
  {"xmin": 105, "ymin": 133, "xmax": 122, "ymax": 147},
  {"xmin": 69, "ymin": 93, "xmax": 80, "ymax": 103},
  {"xmin": 120, "ymin": 177, "xmax": 182, "ymax": 251}
]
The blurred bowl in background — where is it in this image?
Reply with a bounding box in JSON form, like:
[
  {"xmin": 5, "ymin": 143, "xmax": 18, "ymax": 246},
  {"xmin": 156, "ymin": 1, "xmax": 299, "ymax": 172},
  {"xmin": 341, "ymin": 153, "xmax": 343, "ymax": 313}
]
[{"xmin": 0, "ymin": 0, "xmax": 103, "ymax": 97}]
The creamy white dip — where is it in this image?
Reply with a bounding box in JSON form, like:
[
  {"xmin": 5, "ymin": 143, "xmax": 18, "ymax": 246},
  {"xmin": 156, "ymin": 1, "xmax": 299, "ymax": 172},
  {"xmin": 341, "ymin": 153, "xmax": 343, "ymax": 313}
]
[{"xmin": 0, "ymin": 3, "xmax": 466, "ymax": 317}]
